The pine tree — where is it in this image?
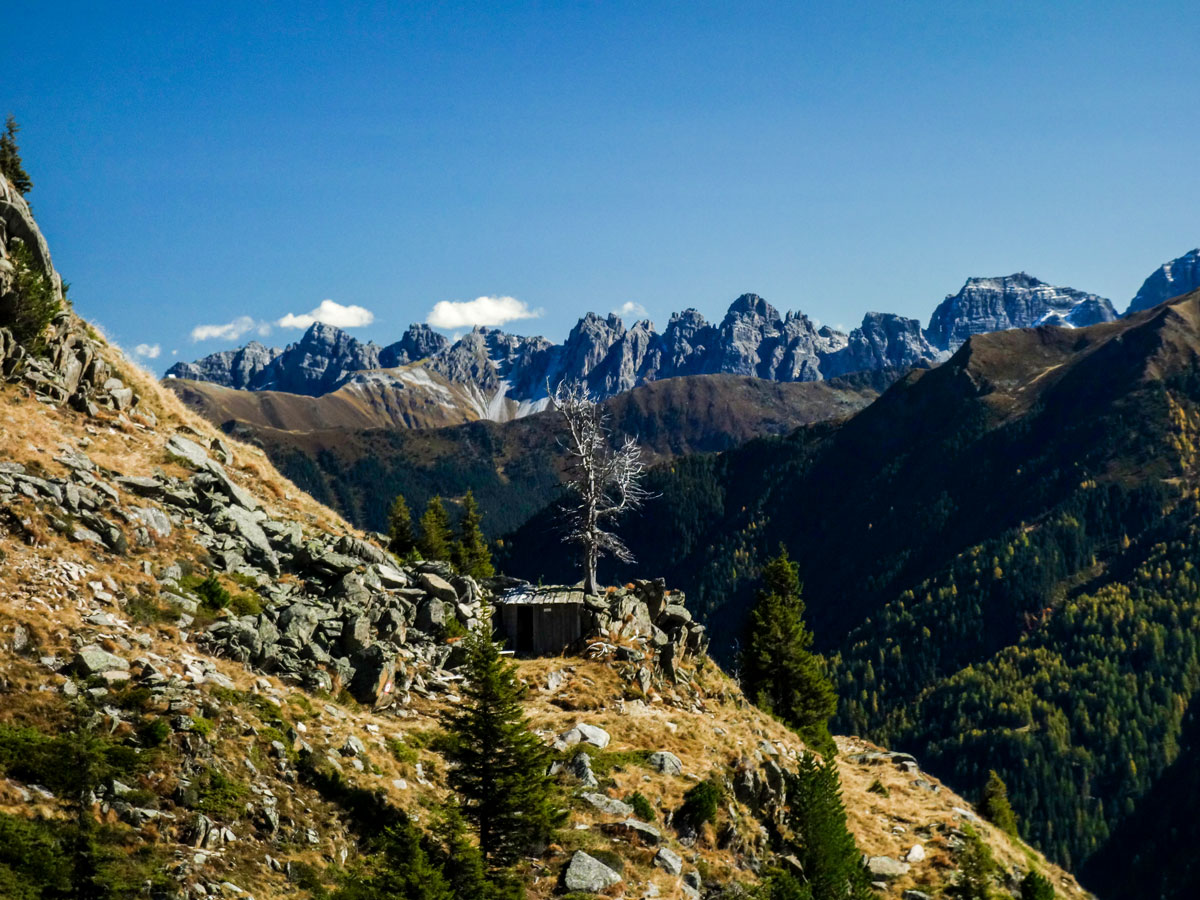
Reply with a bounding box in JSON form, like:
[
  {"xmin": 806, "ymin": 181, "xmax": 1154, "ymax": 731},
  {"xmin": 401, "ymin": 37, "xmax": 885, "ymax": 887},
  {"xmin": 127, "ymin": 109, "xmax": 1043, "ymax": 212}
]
[
  {"xmin": 453, "ymin": 491, "xmax": 495, "ymax": 579},
  {"xmin": 1020, "ymin": 871, "xmax": 1055, "ymax": 900},
  {"xmin": 787, "ymin": 751, "xmax": 873, "ymax": 900},
  {"xmin": 418, "ymin": 496, "xmax": 453, "ymax": 562},
  {"xmin": 981, "ymin": 769, "xmax": 1019, "ymax": 838},
  {"xmin": 951, "ymin": 825, "xmax": 996, "ymax": 900},
  {"xmin": 440, "ymin": 614, "xmax": 561, "ymax": 867},
  {"xmin": 388, "ymin": 493, "xmax": 417, "ymax": 557},
  {"xmin": 740, "ymin": 547, "xmax": 837, "ymax": 757},
  {"xmin": 2, "ymin": 240, "xmax": 61, "ymax": 353},
  {"xmin": 335, "ymin": 821, "xmax": 454, "ymax": 900},
  {"xmin": 0, "ymin": 115, "xmax": 32, "ymax": 195}
]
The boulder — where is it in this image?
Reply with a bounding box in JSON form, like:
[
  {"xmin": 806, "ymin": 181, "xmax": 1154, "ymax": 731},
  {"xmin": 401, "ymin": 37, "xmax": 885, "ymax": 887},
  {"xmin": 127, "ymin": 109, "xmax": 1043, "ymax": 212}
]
[
  {"xmin": 74, "ymin": 645, "xmax": 129, "ymax": 676},
  {"xmin": 866, "ymin": 857, "xmax": 910, "ymax": 880},
  {"xmin": 562, "ymin": 851, "xmax": 622, "ymax": 894},
  {"xmin": 654, "ymin": 846, "xmax": 683, "ymax": 876},
  {"xmin": 566, "ymin": 751, "xmax": 599, "ymax": 788},
  {"xmin": 166, "ymin": 434, "xmax": 211, "ymax": 469},
  {"xmin": 607, "ymin": 817, "xmax": 661, "ymax": 844},
  {"xmin": 905, "ymin": 843, "xmax": 926, "ymax": 863},
  {"xmin": 648, "ymin": 750, "xmax": 683, "ymax": 776},
  {"xmin": 581, "ymin": 793, "xmax": 634, "ymax": 817},
  {"xmin": 349, "ymin": 645, "xmax": 397, "ymax": 706},
  {"xmin": 559, "ymin": 722, "xmax": 611, "ymax": 750},
  {"xmin": 131, "ymin": 507, "xmax": 172, "ymax": 538},
  {"xmin": 418, "ymin": 572, "xmax": 457, "ymax": 603}
]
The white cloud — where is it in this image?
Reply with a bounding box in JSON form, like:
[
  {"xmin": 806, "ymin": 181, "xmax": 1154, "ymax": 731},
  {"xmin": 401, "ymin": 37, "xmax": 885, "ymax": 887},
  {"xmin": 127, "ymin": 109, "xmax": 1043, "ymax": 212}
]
[
  {"xmin": 613, "ymin": 301, "xmax": 648, "ymax": 319},
  {"xmin": 277, "ymin": 299, "xmax": 375, "ymax": 330},
  {"xmin": 190, "ymin": 316, "xmax": 270, "ymax": 342},
  {"xmin": 426, "ymin": 295, "xmax": 541, "ymax": 330},
  {"xmin": 133, "ymin": 343, "xmax": 161, "ymax": 359}
]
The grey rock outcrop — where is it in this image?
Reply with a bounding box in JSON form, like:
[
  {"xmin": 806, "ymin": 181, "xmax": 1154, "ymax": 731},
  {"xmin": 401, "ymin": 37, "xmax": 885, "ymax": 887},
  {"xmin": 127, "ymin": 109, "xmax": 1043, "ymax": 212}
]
[
  {"xmin": 926, "ymin": 273, "xmax": 1117, "ymax": 351},
  {"xmin": 165, "ymin": 341, "xmax": 281, "ymax": 389},
  {"xmin": 562, "ymin": 851, "xmax": 622, "ymax": 893},
  {"xmin": 1126, "ymin": 248, "xmax": 1200, "ymax": 315}
]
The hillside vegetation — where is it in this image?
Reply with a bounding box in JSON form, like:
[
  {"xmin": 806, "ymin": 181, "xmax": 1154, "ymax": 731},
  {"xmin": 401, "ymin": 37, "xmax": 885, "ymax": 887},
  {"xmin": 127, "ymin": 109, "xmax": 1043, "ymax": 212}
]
[{"xmin": 504, "ymin": 293, "xmax": 1200, "ymax": 886}]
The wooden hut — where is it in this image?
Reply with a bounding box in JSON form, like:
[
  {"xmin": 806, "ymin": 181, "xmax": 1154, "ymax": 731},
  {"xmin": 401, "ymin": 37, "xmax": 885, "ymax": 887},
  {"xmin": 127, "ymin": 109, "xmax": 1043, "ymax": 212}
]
[{"xmin": 495, "ymin": 587, "xmax": 586, "ymax": 656}]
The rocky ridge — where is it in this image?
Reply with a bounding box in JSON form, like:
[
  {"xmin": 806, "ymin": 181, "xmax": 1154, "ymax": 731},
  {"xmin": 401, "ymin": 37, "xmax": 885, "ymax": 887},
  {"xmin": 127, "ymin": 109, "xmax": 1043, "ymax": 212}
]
[
  {"xmin": 1126, "ymin": 248, "xmax": 1200, "ymax": 315},
  {"xmin": 169, "ymin": 268, "xmax": 1133, "ymax": 420}
]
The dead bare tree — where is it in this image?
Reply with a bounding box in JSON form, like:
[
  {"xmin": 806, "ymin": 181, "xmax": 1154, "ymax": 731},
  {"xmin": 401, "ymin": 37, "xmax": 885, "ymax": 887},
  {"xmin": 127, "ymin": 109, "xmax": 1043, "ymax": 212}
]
[{"xmin": 551, "ymin": 380, "xmax": 652, "ymax": 595}]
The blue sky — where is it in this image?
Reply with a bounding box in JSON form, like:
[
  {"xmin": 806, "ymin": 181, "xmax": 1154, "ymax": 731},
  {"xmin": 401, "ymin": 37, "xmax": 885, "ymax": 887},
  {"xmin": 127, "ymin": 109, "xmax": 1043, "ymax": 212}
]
[{"xmin": 8, "ymin": 1, "xmax": 1200, "ymax": 370}]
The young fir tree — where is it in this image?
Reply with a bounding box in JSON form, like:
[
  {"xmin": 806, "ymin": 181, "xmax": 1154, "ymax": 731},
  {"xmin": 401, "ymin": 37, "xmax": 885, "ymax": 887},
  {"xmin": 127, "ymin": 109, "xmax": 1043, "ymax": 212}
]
[
  {"xmin": 427, "ymin": 804, "xmax": 524, "ymax": 900},
  {"xmin": 418, "ymin": 496, "xmax": 453, "ymax": 562},
  {"xmin": 0, "ymin": 115, "xmax": 32, "ymax": 195},
  {"xmin": 981, "ymin": 769, "xmax": 1019, "ymax": 838},
  {"xmin": 787, "ymin": 751, "xmax": 873, "ymax": 900},
  {"xmin": 335, "ymin": 822, "xmax": 454, "ymax": 900},
  {"xmin": 388, "ymin": 493, "xmax": 417, "ymax": 557},
  {"xmin": 452, "ymin": 490, "xmax": 495, "ymax": 579},
  {"xmin": 740, "ymin": 546, "xmax": 837, "ymax": 758},
  {"xmin": 440, "ymin": 614, "xmax": 560, "ymax": 868},
  {"xmin": 3, "ymin": 240, "xmax": 61, "ymax": 353},
  {"xmin": 1020, "ymin": 871, "xmax": 1055, "ymax": 900},
  {"xmin": 951, "ymin": 825, "xmax": 997, "ymax": 900}
]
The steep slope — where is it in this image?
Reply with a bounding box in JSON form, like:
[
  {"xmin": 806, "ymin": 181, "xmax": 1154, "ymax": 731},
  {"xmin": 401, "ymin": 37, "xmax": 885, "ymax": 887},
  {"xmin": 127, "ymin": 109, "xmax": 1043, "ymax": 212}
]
[
  {"xmin": 1126, "ymin": 247, "xmax": 1200, "ymax": 315},
  {"xmin": 504, "ymin": 291, "xmax": 1200, "ymax": 882},
  {"xmin": 219, "ymin": 370, "xmax": 893, "ymax": 537},
  {"xmin": 170, "ymin": 364, "xmax": 502, "ymax": 433}
]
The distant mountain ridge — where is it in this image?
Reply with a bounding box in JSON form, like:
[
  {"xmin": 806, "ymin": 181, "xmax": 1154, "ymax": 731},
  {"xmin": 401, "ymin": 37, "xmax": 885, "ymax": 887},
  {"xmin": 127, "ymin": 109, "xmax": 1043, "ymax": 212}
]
[{"xmin": 168, "ymin": 264, "xmax": 1145, "ymax": 414}]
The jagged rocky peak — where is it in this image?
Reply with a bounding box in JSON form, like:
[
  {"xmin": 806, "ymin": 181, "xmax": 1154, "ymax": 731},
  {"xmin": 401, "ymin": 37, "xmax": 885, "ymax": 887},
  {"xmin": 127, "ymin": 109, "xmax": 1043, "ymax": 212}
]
[
  {"xmin": 1127, "ymin": 248, "xmax": 1200, "ymax": 315},
  {"xmin": 824, "ymin": 312, "xmax": 941, "ymax": 378},
  {"xmin": 380, "ymin": 323, "xmax": 449, "ymax": 367},
  {"xmin": 254, "ymin": 322, "xmax": 385, "ymax": 396},
  {"xmin": 427, "ymin": 326, "xmax": 552, "ymax": 395},
  {"xmin": 926, "ymin": 272, "xmax": 1117, "ymax": 352},
  {"xmin": 165, "ymin": 341, "xmax": 281, "ymax": 389}
]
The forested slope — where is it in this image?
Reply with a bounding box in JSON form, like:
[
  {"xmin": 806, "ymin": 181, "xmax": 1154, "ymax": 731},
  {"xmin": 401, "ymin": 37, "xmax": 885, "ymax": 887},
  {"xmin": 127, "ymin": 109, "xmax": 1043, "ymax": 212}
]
[{"xmin": 503, "ymin": 291, "xmax": 1200, "ymax": 883}]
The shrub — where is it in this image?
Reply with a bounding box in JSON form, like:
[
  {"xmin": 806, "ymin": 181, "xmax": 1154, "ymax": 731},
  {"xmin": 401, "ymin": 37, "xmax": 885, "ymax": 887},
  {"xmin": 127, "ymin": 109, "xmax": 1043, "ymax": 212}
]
[
  {"xmin": 867, "ymin": 778, "xmax": 890, "ymax": 797},
  {"xmin": 192, "ymin": 765, "xmax": 249, "ymax": 817},
  {"xmin": 193, "ymin": 574, "xmax": 231, "ymax": 611},
  {"xmin": 2, "ymin": 240, "xmax": 61, "ymax": 353},
  {"xmin": 627, "ymin": 791, "xmax": 655, "ymax": 822},
  {"xmin": 677, "ymin": 779, "xmax": 721, "ymax": 831}
]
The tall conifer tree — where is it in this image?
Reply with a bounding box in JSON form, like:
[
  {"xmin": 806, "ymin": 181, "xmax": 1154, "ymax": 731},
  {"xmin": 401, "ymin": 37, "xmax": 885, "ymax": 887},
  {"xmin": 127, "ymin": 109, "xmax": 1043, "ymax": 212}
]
[
  {"xmin": 0, "ymin": 115, "xmax": 32, "ymax": 195},
  {"xmin": 981, "ymin": 769, "xmax": 1019, "ymax": 838},
  {"xmin": 787, "ymin": 751, "xmax": 873, "ymax": 900},
  {"xmin": 740, "ymin": 546, "xmax": 837, "ymax": 757},
  {"xmin": 418, "ymin": 496, "xmax": 453, "ymax": 562},
  {"xmin": 388, "ymin": 493, "xmax": 416, "ymax": 557},
  {"xmin": 453, "ymin": 491, "xmax": 494, "ymax": 579},
  {"xmin": 440, "ymin": 614, "xmax": 560, "ymax": 867}
]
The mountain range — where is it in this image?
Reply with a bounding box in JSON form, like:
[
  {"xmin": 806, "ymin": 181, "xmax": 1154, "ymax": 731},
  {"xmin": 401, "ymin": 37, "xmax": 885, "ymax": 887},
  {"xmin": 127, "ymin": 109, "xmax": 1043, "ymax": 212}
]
[{"xmin": 166, "ymin": 268, "xmax": 1144, "ymax": 418}]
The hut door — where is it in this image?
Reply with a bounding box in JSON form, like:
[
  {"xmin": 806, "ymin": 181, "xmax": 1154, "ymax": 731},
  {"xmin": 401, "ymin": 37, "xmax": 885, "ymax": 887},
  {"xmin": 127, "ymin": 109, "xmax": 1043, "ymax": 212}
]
[{"xmin": 517, "ymin": 606, "xmax": 534, "ymax": 654}]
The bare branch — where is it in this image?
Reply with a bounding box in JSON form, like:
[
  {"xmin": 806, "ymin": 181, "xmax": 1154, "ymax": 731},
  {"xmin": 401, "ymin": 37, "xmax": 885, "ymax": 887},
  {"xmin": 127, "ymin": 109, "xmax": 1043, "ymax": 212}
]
[{"xmin": 550, "ymin": 379, "xmax": 653, "ymax": 593}]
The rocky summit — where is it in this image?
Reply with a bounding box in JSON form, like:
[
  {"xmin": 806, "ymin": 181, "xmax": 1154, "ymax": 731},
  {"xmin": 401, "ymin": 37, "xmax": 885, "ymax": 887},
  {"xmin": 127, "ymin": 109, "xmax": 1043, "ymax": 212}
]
[
  {"xmin": 1126, "ymin": 247, "xmax": 1200, "ymax": 315},
  {"xmin": 925, "ymin": 273, "xmax": 1118, "ymax": 351}
]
